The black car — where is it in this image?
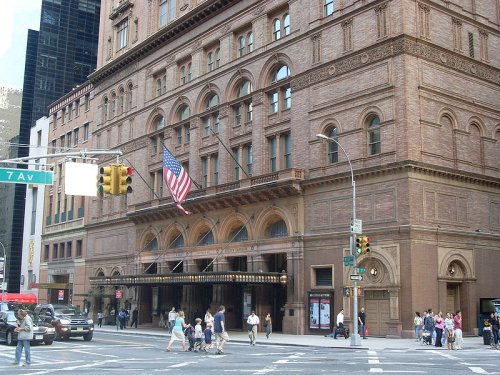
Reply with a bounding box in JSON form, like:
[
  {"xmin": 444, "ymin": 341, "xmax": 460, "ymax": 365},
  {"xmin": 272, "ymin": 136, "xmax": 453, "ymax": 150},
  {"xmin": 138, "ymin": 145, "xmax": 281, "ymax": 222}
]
[
  {"xmin": 0, "ymin": 310, "xmax": 55, "ymax": 345},
  {"xmin": 34, "ymin": 304, "xmax": 94, "ymax": 341}
]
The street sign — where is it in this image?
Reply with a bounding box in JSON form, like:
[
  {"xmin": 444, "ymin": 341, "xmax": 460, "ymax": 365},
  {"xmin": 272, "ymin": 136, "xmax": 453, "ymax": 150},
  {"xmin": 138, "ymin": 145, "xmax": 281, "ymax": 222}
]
[
  {"xmin": 356, "ymin": 267, "xmax": 367, "ymax": 274},
  {"xmin": 343, "ymin": 256, "xmax": 355, "ymax": 266},
  {"xmin": 115, "ymin": 290, "xmax": 123, "ymax": 299},
  {"xmin": 350, "ymin": 274, "xmax": 363, "ymax": 281},
  {"xmin": 350, "ymin": 218, "xmax": 362, "ymax": 234},
  {"xmin": 0, "ymin": 167, "xmax": 53, "ymax": 185}
]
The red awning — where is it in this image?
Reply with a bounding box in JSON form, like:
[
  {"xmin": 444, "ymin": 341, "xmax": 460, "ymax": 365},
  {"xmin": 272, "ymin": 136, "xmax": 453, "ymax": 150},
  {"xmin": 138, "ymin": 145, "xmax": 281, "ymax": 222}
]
[{"xmin": 0, "ymin": 293, "xmax": 38, "ymax": 304}]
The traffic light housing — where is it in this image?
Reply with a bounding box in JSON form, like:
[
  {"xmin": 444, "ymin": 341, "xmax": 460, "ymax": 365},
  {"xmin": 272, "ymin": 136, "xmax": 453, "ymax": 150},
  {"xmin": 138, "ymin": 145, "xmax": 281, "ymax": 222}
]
[
  {"xmin": 98, "ymin": 165, "xmax": 115, "ymax": 195},
  {"xmin": 117, "ymin": 164, "xmax": 133, "ymax": 194},
  {"xmin": 355, "ymin": 237, "xmax": 363, "ymax": 257},
  {"xmin": 362, "ymin": 236, "xmax": 371, "ymax": 254}
]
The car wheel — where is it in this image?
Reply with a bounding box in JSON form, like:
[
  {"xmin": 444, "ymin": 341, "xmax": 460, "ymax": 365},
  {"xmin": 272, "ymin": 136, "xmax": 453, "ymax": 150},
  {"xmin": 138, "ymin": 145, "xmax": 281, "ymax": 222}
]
[
  {"xmin": 6, "ymin": 330, "xmax": 15, "ymax": 346},
  {"xmin": 44, "ymin": 339, "xmax": 54, "ymax": 345},
  {"xmin": 83, "ymin": 332, "xmax": 93, "ymax": 341}
]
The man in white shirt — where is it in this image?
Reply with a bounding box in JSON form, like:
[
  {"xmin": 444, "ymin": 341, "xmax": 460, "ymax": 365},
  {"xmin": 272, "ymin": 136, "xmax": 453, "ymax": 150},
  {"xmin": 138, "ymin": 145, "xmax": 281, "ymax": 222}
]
[
  {"xmin": 334, "ymin": 309, "xmax": 345, "ymax": 339},
  {"xmin": 247, "ymin": 311, "xmax": 260, "ymax": 346},
  {"xmin": 168, "ymin": 307, "xmax": 177, "ymax": 333}
]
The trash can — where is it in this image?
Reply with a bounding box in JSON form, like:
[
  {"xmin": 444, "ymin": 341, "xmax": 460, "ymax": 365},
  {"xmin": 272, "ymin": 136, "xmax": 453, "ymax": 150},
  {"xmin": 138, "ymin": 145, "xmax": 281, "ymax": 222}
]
[{"xmin": 483, "ymin": 326, "xmax": 491, "ymax": 345}]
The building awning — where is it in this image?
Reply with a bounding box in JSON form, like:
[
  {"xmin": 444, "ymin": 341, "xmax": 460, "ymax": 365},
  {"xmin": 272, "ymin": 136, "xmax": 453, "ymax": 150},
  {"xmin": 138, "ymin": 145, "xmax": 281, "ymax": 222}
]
[
  {"xmin": 89, "ymin": 271, "xmax": 288, "ymax": 287},
  {"xmin": 0, "ymin": 293, "xmax": 38, "ymax": 304}
]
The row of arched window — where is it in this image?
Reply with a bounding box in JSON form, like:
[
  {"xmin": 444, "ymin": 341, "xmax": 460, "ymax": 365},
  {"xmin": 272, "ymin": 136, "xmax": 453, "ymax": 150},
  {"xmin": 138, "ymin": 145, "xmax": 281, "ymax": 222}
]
[{"xmin": 102, "ymin": 82, "xmax": 134, "ymax": 121}]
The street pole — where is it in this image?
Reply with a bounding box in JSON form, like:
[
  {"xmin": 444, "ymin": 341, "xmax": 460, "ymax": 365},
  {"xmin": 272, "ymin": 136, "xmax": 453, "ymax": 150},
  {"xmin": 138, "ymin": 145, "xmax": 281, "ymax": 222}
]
[
  {"xmin": 0, "ymin": 241, "xmax": 6, "ymax": 302},
  {"xmin": 316, "ymin": 134, "xmax": 361, "ymax": 346}
]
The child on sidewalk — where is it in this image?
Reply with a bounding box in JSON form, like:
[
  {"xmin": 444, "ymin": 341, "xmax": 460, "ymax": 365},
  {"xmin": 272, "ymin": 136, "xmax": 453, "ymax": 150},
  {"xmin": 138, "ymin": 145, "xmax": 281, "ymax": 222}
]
[
  {"xmin": 194, "ymin": 318, "xmax": 203, "ymax": 352},
  {"xmin": 203, "ymin": 322, "xmax": 213, "ymax": 353}
]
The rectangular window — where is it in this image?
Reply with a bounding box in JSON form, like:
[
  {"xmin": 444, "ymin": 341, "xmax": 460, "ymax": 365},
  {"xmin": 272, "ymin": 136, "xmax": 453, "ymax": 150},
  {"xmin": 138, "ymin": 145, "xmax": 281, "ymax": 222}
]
[
  {"xmin": 74, "ymin": 99, "xmax": 80, "ymax": 117},
  {"xmin": 201, "ymin": 157, "xmax": 208, "ymax": 188},
  {"xmin": 116, "ymin": 18, "xmax": 129, "ymax": 50},
  {"xmin": 74, "ymin": 128, "xmax": 79, "ymax": 145},
  {"xmin": 232, "ymin": 148, "xmax": 240, "ymax": 180},
  {"xmin": 37, "ymin": 130, "xmax": 42, "ymax": 146},
  {"xmin": 234, "ymin": 106, "xmax": 241, "ymax": 126},
  {"xmin": 212, "ymin": 154, "xmax": 219, "ymax": 185},
  {"xmin": 269, "ymin": 137, "xmax": 277, "ymax": 172},
  {"xmin": 66, "ymin": 132, "xmax": 72, "ymax": 148},
  {"xmin": 44, "ymin": 245, "xmax": 49, "ymax": 262},
  {"xmin": 53, "ymin": 244, "xmax": 58, "ymax": 260},
  {"xmin": 51, "ymin": 139, "xmax": 57, "ymax": 154},
  {"xmin": 175, "ymin": 127, "xmax": 182, "ymax": 145},
  {"xmin": 85, "ymin": 94, "xmax": 90, "ymax": 111},
  {"xmin": 283, "ymin": 133, "xmax": 292, "ymax": 168},
  {"xmin": 53, "ymin": 113, "xmax": 57, "ymax": 128},
  {"xmin": 283, "ymin": 86, "xmax": 291, "ymax": 109},
  {"xmin": 66, "ymin": 242, "xmax": 72, "ymax": 259},
  {"xmin": 30, "ymin": 187, "xmax": 38, "ymax": 235},
  {"xmin": 245, "ymin": 144, "xmax": 253, "ymax": 175},
  {"xmin": 184, "ymin": 124, "xmax": 190, "ymax": 143},
  {"xmin": 269, "ymin": 91, "xmax": 278, "ymax": 113},
  {"xmin": 203, "ymin": 117, "xmax": 211, "ymax": 137},
  {"xmin": 60, "ymin": 135, "xmax": 65, "ymax": 149},
  {"xmin": 83, "ymin": 123, "xmax": 89, "ymax": 141},
  {"xmin": 76, "ymin": 240, "xmax": 82, "ymax": 258},
  {"xmin": 324, "ymin": 0, "xmax": 334, "ymax": 16}
]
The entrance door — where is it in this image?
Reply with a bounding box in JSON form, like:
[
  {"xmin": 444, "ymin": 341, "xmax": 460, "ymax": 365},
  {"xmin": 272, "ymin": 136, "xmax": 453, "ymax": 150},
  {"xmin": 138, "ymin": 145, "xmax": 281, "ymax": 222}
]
[
  {"xmin": 364, "ymin": 290, "xmax": 390, "ymax": 336},
  {"xmin": 447, "ymin": 284, "xmax": 460, "ymax": 314}
]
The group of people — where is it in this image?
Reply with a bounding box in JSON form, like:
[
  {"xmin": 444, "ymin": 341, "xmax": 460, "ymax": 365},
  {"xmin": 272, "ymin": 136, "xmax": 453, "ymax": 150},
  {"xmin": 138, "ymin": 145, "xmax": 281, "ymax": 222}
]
[
  {"xmin": 414, "ymin": 309, "xmax": 463, "ymax": 349},
  {"xmin": 165, "ymin": 305, "xmax": 272, "ymax": 354},
  {"xmin": 487, "ymin": 312, "xmax": 499, "ymax": 349},
  {"xmin": 96, "ymin": 307, "xmax": 138, "ymax": 329}
]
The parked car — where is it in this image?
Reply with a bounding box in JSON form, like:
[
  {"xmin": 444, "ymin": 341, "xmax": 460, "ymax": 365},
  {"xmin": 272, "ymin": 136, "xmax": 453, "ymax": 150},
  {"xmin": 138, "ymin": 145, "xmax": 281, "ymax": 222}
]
[
  {"xmin": 0, "ymin": 310, "xmax": 55, "ymax": 346},
  {"xmin": 34, "ymin": 303, "xmax": 94, "ymax": 341}
]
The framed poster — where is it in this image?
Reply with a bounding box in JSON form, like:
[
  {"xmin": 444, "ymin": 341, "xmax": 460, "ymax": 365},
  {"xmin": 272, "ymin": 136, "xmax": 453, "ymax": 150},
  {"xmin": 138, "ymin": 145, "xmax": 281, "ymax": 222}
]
[{"xmin": 308, "ymin": 292, "xmax": 333, "ymax": 330}]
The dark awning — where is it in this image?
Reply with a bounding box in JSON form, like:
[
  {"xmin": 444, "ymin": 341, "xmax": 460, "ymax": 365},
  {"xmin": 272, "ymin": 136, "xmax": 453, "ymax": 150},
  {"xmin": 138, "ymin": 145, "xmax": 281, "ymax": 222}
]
[{"xmin": 89, "ymin": 271, "xmax": 288, "ymax": 287}]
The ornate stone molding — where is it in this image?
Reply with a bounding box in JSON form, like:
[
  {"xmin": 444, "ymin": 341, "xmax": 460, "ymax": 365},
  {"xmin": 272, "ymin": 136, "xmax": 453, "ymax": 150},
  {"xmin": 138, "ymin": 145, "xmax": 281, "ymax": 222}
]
[{"xmin": 291, "ymin": 35, "xmax": 500, "ymax": 92}]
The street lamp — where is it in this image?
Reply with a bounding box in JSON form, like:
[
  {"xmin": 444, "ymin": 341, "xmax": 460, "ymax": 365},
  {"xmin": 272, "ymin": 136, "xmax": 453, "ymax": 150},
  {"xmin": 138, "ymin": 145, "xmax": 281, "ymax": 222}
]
[
  {"xmin": 316, "ymin": 133, "xmax": 361, "ymax": 346},
  {"xmin": 0, "ymin": 240, "xmax": 6, "ymax": 302}
]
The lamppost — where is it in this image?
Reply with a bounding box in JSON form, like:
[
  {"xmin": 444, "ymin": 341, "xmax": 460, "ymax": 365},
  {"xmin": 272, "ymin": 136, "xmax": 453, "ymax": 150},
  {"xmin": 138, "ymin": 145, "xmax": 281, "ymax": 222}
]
[
  {"xmin": 316, "ymin": 134, "xmax": 361, "ymax": 346},
  {"xmin": 0, "ymin": 240, "xmax": 6, "ymax": 302}
]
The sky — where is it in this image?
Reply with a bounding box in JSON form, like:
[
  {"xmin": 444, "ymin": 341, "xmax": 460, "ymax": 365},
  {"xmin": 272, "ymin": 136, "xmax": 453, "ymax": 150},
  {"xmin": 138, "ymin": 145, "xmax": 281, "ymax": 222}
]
[{"xmin": 0, "ymin": 0, "xmax": 42, "ymax": 90}]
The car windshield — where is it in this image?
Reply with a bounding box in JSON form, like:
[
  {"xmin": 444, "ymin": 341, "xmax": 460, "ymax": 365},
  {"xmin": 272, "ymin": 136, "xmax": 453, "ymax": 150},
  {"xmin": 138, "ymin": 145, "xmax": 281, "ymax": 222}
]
[
  {"xmin": 27, "ymin": 311, "xmax": 43, "ymax": 324},
  {"xmin": 54, "ymin": 305, "xmax": 81, "ymax": 315},
  {"xmin": 6, "ymin": 312, "xmax": 17, "ymax": 323}
]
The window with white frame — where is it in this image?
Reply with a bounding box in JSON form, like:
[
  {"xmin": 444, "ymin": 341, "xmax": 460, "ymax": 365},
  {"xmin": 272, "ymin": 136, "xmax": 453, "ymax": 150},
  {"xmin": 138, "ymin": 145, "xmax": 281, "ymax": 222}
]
[
  {"xmin": 272, "ymin": 12, "xmax": 290, "ymax": 41},
  {"xmin": 159, "ymin": 0, "xmax": 176, "ymax": 27},
  {"xmin": 179, "ymin": 62, "xmax": 192, "ymax": 85},
  {"xmin": 324, "ymin": 0, "xmax": 334, "ymax": 16},
  {"xmin": 367, "ymin": 115, "xmax": 381, "ymax": 155},
  {"xmin": 206, "ymin": 44, "xmax": 220, "ymax": 72},
  {"xmin": 232, "ymin": 80, "xmax": 253, "ymax": 126},
  {"xmin": 116, "ymin": 18, "xmax": 129, "ymax": 50},
  {"xmin": 268, "ymin": 133, "xmax": 291, "ymax": 172},
  {"xmin": 268, "ymin": 64, "xmax": 291, "ymax": 114}
]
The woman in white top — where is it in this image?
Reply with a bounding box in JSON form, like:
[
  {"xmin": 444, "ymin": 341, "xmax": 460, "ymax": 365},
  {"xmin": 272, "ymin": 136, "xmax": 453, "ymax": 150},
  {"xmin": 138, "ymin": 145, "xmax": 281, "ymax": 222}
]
[
  {"xmin": 204, "ymin": 309, "xmax": 215, "ymax": 332},
  {"xmin": 444, "ymin": 312, "xmax": 455, "ymax": 350}
]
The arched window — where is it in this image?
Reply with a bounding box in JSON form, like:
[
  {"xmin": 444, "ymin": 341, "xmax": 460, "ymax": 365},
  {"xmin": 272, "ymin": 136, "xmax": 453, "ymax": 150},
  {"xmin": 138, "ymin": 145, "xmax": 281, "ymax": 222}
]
[
  {"xmin": 269, "ymin": 65, "xmax": 292, "ymax": 114},
  {"xmin": 230, "ymin": 225, "xmax": 248, "ymax": 242},
  {"xmin": 327, "ymin": 127, "xmax": 338, "ymax": 164},
  {"xmin": 103, "ymin": 97, "xmax": 108, "ymax": 121},
  {"xmin": 268, "ymin": 219, "xmax": 288, "ymax": 238},
  {"xmin": 199, "ymin": 230, "xmax": 214, "ymax": 246},
  {"xmin": 238, "ymin": 80, "xmax": 252, "ymax": 97},
  {"xmin": 127, "ymin": 83, "xmax": 133, "ymax": 110},
  {"xmin": 155, "ymin": 115, "xmax": 165, "ymax": 130},
  {"xmin": 169, "ymin": 233, "xmax": 184, "ymax": 248},
  {"xmin": 273, "ymin": 18, "xmax": 281, "ymax": 40},
  {"xmin": 238, "ymin": 36, "xmax": 246, "ymax": 57},
  {"xmin": 119, "ymin": 88, "xmax": 125, "ymax": 114},
  {"xmin": 207, "ymin": 94, "xmax": 219, "ymax": 109},
  {"xmin": 178, "ymin": 105, "xmax": 191, "ymax": 121},
  {"xmin": 368, "ymin": 115, "xmax": 381, "ymax": 155},
  {"xmin": 283, "ymin": 13, "xmax": 290, "ymax": 36},
  {"xmin": 146, "ymin": 238, "xmax": 158, "ymax": 251}
]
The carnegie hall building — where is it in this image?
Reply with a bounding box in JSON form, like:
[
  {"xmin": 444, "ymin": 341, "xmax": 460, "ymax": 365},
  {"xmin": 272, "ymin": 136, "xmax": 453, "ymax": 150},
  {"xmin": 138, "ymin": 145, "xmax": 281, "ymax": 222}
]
[{"xmin": 75, "ymin": 0, "xmax": 499, "ymax": 337}]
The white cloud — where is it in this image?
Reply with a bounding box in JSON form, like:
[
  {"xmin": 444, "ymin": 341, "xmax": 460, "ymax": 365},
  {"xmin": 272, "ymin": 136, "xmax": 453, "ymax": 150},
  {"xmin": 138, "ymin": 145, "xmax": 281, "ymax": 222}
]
[{"xmin": 0, "ymin": 3, "xmax": 15, "ymax": 58}]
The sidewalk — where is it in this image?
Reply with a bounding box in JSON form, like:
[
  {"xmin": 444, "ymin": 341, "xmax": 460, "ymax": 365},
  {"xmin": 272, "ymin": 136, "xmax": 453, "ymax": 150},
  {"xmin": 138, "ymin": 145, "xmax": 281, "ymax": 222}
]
[{"xmin": 95, "ymin": 324, "xmax": 487, "ymax": 351}]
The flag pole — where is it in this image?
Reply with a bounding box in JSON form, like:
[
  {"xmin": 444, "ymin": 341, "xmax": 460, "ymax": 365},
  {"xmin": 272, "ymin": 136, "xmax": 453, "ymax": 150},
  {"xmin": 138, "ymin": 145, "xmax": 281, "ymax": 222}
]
[{"xmin": 209, "ymin": 126, "xmax": 251, "ymax": 179}]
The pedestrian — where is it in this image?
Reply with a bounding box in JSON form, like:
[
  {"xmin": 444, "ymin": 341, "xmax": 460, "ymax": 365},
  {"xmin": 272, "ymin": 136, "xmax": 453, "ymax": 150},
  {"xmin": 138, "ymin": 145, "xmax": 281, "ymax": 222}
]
[
  {"xmin": 453, "ymin": 310, "xmax": 463, "ymax": 349},
  {"xmin": 130, "ymin": 307, "xmax": 138, "ymax": 328},
  {"xmin": 489, "ymin": 312, "xmax": 499, "ymax": 349},
  {"xmin": 414, "ymin": 311, "xmax": 423, "ymax": 341},
  {"xmin": 118, "ymin": 309, "xmax": 128, "ymax": 329},
  {"xmin": 247, "ymin": 311, "xmax": 260, "ymax": 346},
  {"xmin": 168, "ymin": 307, "xmax": 177, "ymax": 333},
  {"xmin": 434, "ymin": 311, "xmax": 444, "ymax": 347},
  {"xmin": 444, "ymin": 312, "xmax": 455, "ymax": 350},
  {"xmin": 334, "ymin": 309, "xmax": 345, "ymax": 339},
  {"xmin": 194, "ymin": 318, "xmax": 203, "ymax": 351},
  {"xmin": 12, "ymin": 309, "xmax": 33, "ymax": 366},
  {"xmin": 97, "ymin": 311, "xmax": 104, "ymax": 328},
  {"xmin": 423, "ymin": 309, "xmax": 434, "ymax": 345},
  {"xmin": 204, "ymin": 309, "xmax": 214, "ymax": 331},
  {"xmin": 184, "ymin": 324, "xmax": 196, "ymax": 351},
  {"xmin": 358, "ymin": 307, "xmax": 367, "ymax": 339},
  {"xmin": 214, "ymin": 305, "xmax": 229, "ymax": 354},
  {"xmin": 203, "ymin": 322, "xmax": 213, "ymax": 352},
  {"xmin": 166, "ymin": 310, "xmax": 190, "ymax": 352},
  {"xmin": 265, "ymin": 313, "xmax": 272, "ymax": 339}
]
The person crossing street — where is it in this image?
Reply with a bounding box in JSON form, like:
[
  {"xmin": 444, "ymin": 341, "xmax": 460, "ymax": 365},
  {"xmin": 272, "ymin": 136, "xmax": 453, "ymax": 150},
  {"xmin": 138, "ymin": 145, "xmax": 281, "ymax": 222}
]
[{"xmin": 247, "ymin": 311, "xmax": 260, "ymax": 346}]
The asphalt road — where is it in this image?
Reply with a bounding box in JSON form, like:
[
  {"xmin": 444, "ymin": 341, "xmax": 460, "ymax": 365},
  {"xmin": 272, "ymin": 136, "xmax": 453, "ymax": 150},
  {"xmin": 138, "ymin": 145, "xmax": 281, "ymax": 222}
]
[{"xmin": 0, "ymin": 331, "xmax": 498, "ymax": 374}]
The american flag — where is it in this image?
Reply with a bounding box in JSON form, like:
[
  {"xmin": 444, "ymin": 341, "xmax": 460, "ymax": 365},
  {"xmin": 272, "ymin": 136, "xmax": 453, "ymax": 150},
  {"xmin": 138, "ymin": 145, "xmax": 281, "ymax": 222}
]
[{"xmin": 163, "ymin": 146, "xmax": 192, "ymax": 215}]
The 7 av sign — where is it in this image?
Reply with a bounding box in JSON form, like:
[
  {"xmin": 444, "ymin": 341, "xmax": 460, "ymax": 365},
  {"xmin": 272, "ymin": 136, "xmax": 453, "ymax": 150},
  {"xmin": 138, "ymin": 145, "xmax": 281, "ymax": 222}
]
[{"xmin": 0, "ymin": 167, "xmax": 53, "ymax": 185}]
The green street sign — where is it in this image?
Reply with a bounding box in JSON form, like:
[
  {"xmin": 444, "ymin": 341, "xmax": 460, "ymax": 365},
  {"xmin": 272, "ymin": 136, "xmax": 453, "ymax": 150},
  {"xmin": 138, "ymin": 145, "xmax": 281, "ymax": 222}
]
[
  {"xmin": 0, "ymin": 167, "xmax": 53, "ymax": 185},
  {"xmin": 343, "ymin": 256, "xmax": 354, "ymax": 266},
  {"xmin": 356, "ymin": 267, "xmax": 367, "ymax": 274}
]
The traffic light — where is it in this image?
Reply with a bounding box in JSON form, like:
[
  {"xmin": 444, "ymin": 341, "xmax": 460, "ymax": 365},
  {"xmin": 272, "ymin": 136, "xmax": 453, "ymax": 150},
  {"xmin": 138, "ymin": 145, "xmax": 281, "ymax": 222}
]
[
  {"xmin": 98, "ymin": 165, "xmax": 115, "ymax": 195},
  {"xmin": 117, "ymin": 164, "xmax": 133, "ymax": 194},
  {"xmin": 355, "ymin": 237, "xmax": 363, "ymax": 257},
  {"xmin": 362, "ymin": 236, "xmax": 371, "ymax": 254}
]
